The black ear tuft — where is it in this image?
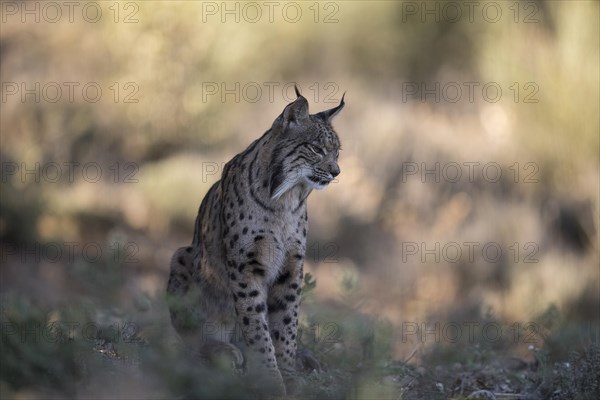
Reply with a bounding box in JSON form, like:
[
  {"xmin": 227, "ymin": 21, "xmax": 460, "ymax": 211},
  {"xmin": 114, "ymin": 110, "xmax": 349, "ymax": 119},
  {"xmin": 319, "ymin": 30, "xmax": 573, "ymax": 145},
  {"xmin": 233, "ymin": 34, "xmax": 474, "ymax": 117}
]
[
  {"xmin": 316, "ymin": 92, "xmax": 345, "ymax": 122},
  {"xmin": 294, "ymin": 84, "xmax": 301, "ymax": 98}
]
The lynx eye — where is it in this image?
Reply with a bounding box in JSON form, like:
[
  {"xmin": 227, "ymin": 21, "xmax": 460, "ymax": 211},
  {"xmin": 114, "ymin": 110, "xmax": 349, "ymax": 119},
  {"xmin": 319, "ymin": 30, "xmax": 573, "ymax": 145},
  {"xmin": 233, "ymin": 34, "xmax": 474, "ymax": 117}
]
[{"xmin": 307, "ymin": 144, "xmax": 326, "ymax": 156}]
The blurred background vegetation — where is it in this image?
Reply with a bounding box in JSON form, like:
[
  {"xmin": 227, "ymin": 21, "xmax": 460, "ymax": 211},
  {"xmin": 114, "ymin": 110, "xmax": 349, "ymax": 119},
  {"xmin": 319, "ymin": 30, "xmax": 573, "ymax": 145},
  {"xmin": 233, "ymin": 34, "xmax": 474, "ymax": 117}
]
[{"xmin": 1, "ymin": 1, "xmax": 598, "ymax": 398}]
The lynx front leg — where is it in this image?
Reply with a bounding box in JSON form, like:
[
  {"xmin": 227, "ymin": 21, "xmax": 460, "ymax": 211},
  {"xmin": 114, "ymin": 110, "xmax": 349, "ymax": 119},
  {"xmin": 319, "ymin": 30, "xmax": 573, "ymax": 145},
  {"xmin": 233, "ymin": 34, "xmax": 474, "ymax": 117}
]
[
  {"xmin": 268, "ymin": 253, "xmax": 304, "ymax": 390},
  {"xmin": 228, "ymin": 259, "xmax": 286, "ymax": 395}
]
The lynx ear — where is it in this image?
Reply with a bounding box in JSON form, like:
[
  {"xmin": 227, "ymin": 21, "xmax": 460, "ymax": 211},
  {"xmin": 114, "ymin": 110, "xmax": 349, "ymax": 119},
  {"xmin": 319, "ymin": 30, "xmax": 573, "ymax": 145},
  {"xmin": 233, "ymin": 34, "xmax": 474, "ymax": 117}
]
[
  {"xmin": 282, "ymin": 93, "xmax": 309, "ymax": 129},
  {"xmin": 316, "ymin": 92, "xmax": 345, "ymax": 122}
]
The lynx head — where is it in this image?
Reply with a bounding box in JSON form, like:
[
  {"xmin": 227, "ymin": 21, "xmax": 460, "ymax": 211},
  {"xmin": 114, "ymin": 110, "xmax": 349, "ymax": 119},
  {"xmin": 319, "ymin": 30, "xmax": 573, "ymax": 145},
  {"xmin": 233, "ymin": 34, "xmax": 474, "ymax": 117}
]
[{"xmin": 268, "ymin": 87, "xmax": 345, "ymax": 201}]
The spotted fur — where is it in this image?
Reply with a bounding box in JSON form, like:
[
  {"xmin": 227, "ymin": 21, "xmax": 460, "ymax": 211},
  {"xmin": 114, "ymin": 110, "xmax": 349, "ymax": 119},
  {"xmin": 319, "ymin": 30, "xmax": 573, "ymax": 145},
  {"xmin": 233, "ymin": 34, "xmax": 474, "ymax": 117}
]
[{"xmin": 166, "ymin": 88, "xmax": 344, "ymax": 395}]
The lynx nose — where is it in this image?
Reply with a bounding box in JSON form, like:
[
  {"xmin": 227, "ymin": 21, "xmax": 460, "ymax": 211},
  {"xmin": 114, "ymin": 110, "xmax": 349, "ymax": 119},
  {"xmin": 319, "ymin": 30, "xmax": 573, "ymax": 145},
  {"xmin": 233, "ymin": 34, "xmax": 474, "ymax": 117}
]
[{"xmin": 330, "ymin": 163, "xmax": 340, "ymax": 178}]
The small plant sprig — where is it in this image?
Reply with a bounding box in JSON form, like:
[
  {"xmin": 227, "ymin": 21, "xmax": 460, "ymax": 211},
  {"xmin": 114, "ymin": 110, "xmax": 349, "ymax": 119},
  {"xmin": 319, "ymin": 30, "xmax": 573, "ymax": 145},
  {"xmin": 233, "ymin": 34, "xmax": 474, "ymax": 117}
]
[{"xmin": 302, "ymin": 272, "xmax": 317, "ymax": 301}]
